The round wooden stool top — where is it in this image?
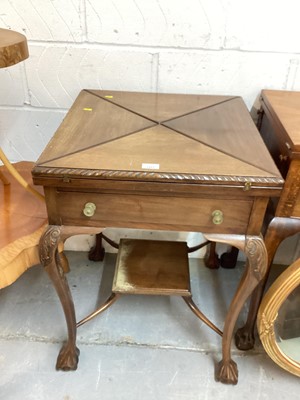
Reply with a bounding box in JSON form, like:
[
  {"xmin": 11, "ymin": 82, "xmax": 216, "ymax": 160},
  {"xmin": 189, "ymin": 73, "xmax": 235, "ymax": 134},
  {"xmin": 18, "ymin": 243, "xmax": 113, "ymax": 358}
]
[{"xmin": 0, "ymin": 28, "xmax": 29, "ymax": 68}]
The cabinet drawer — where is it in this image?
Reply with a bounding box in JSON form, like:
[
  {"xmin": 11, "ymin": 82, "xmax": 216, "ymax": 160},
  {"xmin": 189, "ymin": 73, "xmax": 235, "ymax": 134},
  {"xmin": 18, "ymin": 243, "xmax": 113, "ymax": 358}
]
[
  {"xmin": 54, "ymin": 191, "xmax": 253, "ymax": 233},
  {"xmin": 260, "ymin": 112, "xmax": 290, "ymax": 178}
]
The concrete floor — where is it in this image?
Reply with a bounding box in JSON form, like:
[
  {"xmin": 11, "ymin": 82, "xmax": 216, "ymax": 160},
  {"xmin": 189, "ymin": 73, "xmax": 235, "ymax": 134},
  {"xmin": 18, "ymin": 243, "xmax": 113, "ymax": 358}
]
[{"xmin": 0, "ymin": 251, "xmax": 299, "ymax": 400}]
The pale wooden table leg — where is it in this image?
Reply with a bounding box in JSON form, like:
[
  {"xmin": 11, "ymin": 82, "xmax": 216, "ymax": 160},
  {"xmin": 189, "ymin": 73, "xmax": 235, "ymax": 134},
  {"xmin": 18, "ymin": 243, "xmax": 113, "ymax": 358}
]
[
  {"xmin": 0, "ymin": 169, "xmax": 10, "ymax": 185},
  {"xmin": 203, "ymin": 234, "xmax": 267, "ymax": 384},
  {"xmin": 0, "ymin": 147, "xmax": 44, "ymax": 201}
]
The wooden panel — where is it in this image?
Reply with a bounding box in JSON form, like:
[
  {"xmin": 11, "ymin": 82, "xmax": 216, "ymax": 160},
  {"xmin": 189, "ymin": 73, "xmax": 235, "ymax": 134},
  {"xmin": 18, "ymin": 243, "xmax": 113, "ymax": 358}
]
[
  {"xmin": 88, "ymin": 90, "xmax": 235, "ymax": 122},
  {"xmin": 246, "ymin": 197, "xmax": 269, "ymax": 235},
  {"xmin": 37, "ymin": 90, "xmax": 155, "ymax": 164},
  {"xmin": 54, "ymin": 191, "xmax": 253, "ymax": 233},
  {"xmin": 0, "ymin": 162, "xmax": 46, "ymax": 248},
  {"xmin": 164, "ymin": 97, "xmax": 281, "ymax": 177},
  {"xmin": 292, "ymin": 193, "xmax": 300, "ymax": 217},
  {"xmin": 43, "ymin": 125, "xmax": 276, "ymax": 178},
  {"xmin": 262, "ymin": 90, "xmax": 300, "ymax": 152},
  {"xmin": 276, "ymin": 160, "xmax": 300, "ymax": 218},
  {"xmin": 34, "ymin": 175, "xmax": 283, "ymax": 198},
  {"xmin": 113, "ymin": 239, "xmax": 191, "ymax": 296},
  {"xmin": 260, "ymin": 109, "xmax": 290, "ymax": 179}
]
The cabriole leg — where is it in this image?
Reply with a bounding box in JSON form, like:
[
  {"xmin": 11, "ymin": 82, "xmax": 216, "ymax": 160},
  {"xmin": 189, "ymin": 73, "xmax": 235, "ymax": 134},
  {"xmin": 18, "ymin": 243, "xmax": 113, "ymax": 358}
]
[
  {"xmin": 39, "ymin": 225, "xmax": 79, "ymax": 370},
  {"xmin": 203, "ymin": 234, "xmax": 267, "ymax": 384},
  {"xmin": 235, "ymin": 217, "xmax": 300, "ymax": 350}
]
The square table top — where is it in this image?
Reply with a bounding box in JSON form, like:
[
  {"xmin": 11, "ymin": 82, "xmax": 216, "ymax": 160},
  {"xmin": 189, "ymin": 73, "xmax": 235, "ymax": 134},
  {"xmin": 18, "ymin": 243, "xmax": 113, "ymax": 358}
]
[{"xmin": 33, "ymin": 90, "xmax": 283, "ymax": 189}]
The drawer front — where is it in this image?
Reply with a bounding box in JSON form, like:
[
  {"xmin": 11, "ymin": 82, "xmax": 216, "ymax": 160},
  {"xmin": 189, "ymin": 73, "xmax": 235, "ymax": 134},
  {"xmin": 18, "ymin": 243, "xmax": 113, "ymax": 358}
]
[{"xmin": 54, "ymin": 191, "xmax": 253, "ymax": 233}]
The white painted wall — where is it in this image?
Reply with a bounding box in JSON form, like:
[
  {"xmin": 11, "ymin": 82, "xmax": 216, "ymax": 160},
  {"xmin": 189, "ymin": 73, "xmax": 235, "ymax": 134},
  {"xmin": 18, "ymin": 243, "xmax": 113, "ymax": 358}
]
[{"xmin": 1, "ymin": 0, "xmax": 299, "ymax": 263}]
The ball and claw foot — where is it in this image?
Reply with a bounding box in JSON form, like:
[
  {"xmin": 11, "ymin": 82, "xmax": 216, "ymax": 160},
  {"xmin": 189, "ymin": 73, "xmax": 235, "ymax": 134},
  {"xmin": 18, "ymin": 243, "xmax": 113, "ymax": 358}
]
[
  {"xmin": 235, "ymin": 326, "xmax": 255, "ymax": 350},
  {"xmin": 88, "ymin": 245, "xmax": 105, "ymax": 262},
  {"xmin": 220, "ymin": 248, "xmax": 238, "ymax": 269},
  {"xmin": 56, "ymin": 343, "xmax": 80, "ymax": 371},
  {"xmin": 215, "ymin": 359, "xmax": 238, "ymax": 385}
]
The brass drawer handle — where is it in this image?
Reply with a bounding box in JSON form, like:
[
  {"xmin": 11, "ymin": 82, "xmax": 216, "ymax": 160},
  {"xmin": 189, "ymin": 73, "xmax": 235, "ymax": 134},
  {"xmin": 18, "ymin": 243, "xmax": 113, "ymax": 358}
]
[
  {"xmin": 212, "ymin": 210, "xmax": 223, "ymax": 225},
  {"xmin": 83, "ymin": 202, "xmax": 96, "ymax": 217}
]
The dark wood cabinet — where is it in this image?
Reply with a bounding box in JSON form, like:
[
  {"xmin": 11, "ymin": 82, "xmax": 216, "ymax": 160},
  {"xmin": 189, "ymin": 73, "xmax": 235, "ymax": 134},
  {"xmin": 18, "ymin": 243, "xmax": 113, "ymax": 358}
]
[
  {"xmin": 235, "ymin": 90, "xmax": 300, "ymax": 351},
  {"xmin": 259, "ymin": 90, "xmax": 300, "ymax": 219}
]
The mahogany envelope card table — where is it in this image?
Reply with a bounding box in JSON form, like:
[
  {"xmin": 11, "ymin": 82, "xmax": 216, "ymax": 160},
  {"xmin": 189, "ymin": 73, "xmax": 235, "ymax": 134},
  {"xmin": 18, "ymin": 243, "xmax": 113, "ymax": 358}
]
[{"xmin": 32, "ymin": 90, "xmax": 283, "ymax": 384}]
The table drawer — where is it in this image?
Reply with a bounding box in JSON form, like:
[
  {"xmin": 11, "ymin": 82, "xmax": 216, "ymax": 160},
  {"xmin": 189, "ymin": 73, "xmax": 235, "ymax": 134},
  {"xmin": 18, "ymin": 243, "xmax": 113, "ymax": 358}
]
[{"xmin": 54, "ymin": 191, "xmax": 253, "ymax": 233}]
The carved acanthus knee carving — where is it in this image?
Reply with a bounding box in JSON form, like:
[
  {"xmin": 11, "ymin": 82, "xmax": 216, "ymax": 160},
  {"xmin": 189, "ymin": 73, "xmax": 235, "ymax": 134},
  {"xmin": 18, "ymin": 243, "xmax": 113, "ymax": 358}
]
[
  {"xmin": 39, "ymin": 225, "xmax": 62, "ymax": 268},
  {"xmin": 244, "ymin": 236, "xmax": 268, "ymax": 282},
  {"xmin": 235, "ymin": 217, "xmax": 300, "ymax": 351}
]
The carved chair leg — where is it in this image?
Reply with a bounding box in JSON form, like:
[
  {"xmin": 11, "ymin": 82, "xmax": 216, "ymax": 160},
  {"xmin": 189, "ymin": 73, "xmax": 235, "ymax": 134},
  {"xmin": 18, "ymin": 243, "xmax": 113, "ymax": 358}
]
[
  {"xmin": 203, "ymin": 234, "xmax": 267, "ymax": 384},
  {"xmin": 235, "ymin": 217, "xmax": 300, "ymax": 350}
]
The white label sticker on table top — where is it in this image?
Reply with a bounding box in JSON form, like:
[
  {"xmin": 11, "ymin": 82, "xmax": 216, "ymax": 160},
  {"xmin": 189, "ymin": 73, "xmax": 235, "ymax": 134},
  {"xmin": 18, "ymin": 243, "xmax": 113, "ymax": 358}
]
[{"xmin": 142, "ymin": 163, "xmax": 160, "ymax": 170}]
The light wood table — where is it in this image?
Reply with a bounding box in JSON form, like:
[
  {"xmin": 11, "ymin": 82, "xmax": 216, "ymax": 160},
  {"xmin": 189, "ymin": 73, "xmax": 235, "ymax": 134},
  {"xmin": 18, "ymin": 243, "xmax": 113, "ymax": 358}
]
[
  {"xmin": 0, "ymin": 29, "xmax": 47, "ymax": 288},
  {"xmin": 0, "ymin": 162, "xmax": 46, "ymax": 287},
  {"xmin": 32, "ymin": 90, "xmax": 283, "ymax": 384}
]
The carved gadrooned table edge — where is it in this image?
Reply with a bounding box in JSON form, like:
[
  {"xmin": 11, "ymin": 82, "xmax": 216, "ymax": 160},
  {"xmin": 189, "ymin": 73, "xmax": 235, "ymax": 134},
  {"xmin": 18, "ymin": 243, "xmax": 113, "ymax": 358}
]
[{"xmin": 32, "ymin": 166, "xmax": 284, "ymax": 186}]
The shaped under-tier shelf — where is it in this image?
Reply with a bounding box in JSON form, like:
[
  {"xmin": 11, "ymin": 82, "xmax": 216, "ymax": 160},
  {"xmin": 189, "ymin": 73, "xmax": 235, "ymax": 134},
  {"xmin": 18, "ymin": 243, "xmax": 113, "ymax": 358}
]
[{"xmin": 77, "ymin": 238, "xmax": 222, "ymax": 337}]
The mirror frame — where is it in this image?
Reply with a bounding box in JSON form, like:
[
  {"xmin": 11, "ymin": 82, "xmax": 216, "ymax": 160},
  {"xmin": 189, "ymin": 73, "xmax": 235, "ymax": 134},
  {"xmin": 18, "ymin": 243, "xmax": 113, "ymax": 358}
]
[{"xmin": 257, "ymin": 257, "xmax": 300, "ymax": 377}]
